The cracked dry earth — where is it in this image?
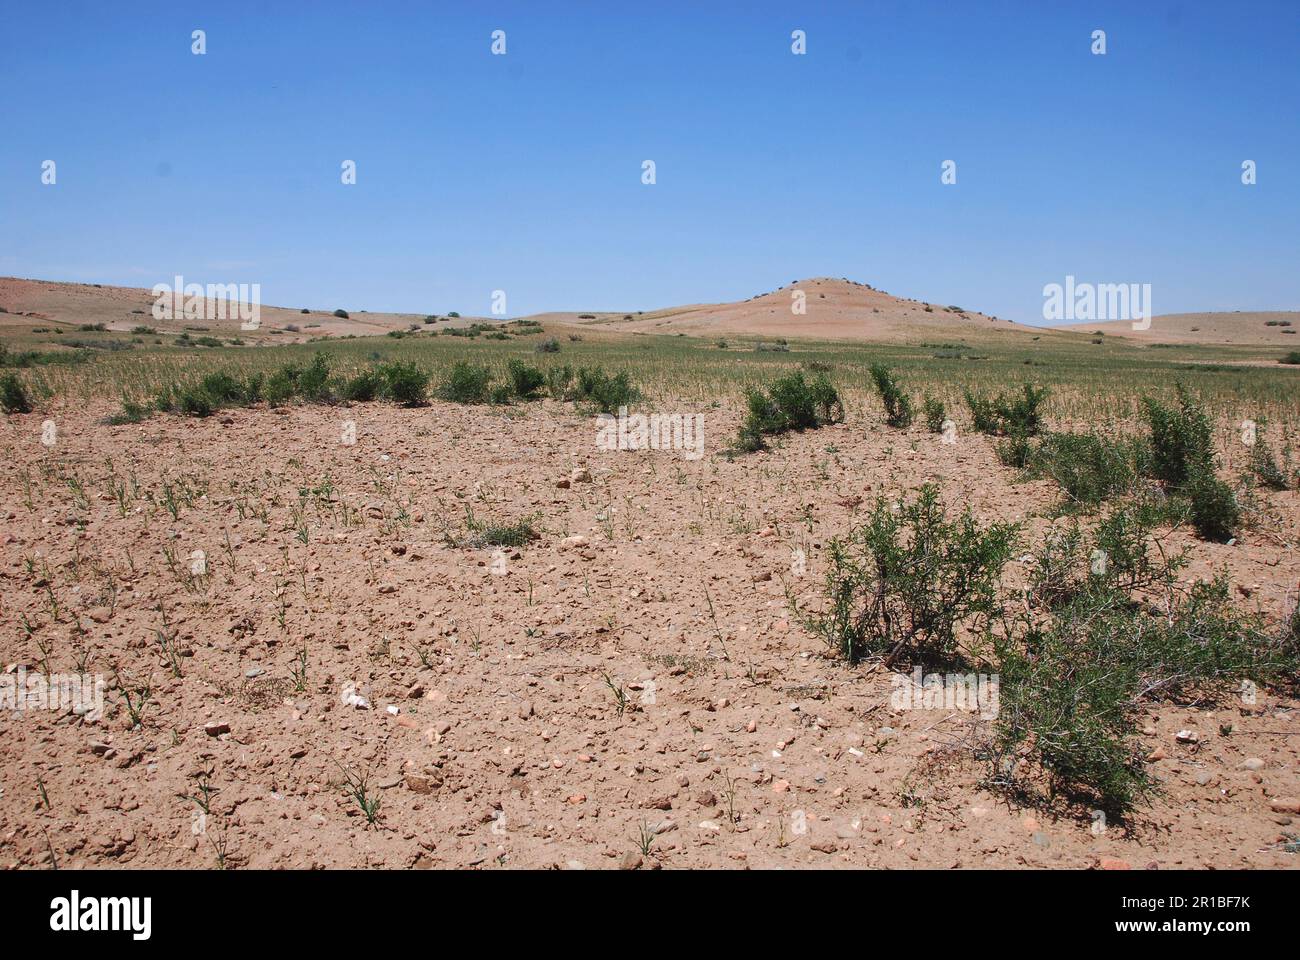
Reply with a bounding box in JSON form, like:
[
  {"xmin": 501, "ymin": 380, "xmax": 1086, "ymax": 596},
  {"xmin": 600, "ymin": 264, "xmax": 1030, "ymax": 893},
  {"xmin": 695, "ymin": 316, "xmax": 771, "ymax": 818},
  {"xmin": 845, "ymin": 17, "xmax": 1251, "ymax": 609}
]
[{"xmin": 1, "ymin": 397, "xmax": 1297, "ymax": 870}]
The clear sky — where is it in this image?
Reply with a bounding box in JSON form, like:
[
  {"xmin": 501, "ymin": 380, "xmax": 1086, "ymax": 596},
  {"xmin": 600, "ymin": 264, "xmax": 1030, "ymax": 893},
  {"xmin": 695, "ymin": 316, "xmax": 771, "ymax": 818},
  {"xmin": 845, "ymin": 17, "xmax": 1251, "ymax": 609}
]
[{"xmin": 3, "ymin": 1, "xmax": 1297, "ymax": 324}]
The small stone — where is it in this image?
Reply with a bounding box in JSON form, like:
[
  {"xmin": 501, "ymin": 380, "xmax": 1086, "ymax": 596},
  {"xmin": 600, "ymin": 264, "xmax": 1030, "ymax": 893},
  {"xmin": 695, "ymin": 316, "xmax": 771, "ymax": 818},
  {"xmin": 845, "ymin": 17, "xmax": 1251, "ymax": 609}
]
[
  {"xmin": 405, "ymin": 775, "xmax": 435, "ymax": 795},
  {"xmin": 1100, "ymin": 858, "xmax": 1131, "ymax": 871},
  {"xmin": 620, "ymin": 851, "xmax": 642, "ymax": 870},
  {"xmin": 1175, "ymin": 729, "xmax": 1199, "ymax": 744},
  {"xmin": 1241, "ymin": 758, "xmax": 1265, "ymax": 771},
  {"xmin": 204, "ymin": 722, "xmax": 230, "ymax": 737},
  {"xmin": 1269, "ymin": 798, "xmax": 1300, "ymax": 815}
]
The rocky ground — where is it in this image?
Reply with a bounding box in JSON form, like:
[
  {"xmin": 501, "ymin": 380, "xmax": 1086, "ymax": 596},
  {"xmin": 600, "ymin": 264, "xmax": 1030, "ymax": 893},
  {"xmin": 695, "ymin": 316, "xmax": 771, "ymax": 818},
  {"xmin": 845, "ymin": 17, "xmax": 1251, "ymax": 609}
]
[{"xmin": 1, "ymin": 397, "xmax": 1297, "ymax": 869}]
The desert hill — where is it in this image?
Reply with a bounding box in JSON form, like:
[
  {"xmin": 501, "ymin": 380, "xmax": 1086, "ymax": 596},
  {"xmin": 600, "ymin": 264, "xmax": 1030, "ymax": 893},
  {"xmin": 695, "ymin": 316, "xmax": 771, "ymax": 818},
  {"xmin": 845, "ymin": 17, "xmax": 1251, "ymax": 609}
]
[{"xmin": 552, "ymin": 277, "xmax": 1039, "ymax": 343}]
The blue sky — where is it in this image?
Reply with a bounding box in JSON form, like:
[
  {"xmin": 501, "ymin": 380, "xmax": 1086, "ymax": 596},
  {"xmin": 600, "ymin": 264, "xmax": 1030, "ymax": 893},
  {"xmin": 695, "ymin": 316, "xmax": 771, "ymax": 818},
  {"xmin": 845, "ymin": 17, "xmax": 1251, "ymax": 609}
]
[{"xmin": 3, "ymin": 1, "xmax": 1297, "ymax": 323}]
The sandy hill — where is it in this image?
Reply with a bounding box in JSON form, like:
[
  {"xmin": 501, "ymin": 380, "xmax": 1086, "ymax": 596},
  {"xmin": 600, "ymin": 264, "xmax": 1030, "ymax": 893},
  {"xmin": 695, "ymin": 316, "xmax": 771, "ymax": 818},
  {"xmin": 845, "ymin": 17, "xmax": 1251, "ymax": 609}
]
[
  {"xmin": 1057, "ymin": 311, "xmax": 1300, "ymax": 346},
  {"xmin": 11, "ymin": 275, "xmax": 1292, "ymax": 349},
  {"xmin": 0, "ymin": 277, "xmax": 486, "ymax": 344},
  {"xmin": 551, "ymin": 277, "xmax": 1041, "ymax": 343}
]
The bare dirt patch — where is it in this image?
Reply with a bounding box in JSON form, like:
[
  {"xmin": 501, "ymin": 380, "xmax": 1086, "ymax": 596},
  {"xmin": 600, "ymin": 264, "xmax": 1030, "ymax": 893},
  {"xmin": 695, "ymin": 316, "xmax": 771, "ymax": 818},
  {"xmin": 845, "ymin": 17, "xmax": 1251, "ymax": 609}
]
[{"xmin": 1, "ymin": 398, "xmax": 1297, "ymax": 869}]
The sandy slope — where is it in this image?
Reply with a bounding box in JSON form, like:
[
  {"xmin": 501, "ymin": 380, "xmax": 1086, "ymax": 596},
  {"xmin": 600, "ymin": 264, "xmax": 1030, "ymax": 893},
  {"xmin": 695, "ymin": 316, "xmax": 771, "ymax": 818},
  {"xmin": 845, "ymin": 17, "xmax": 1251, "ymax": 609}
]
[
  {"xmin": 1057, "ymin": 312, "xmax": 1300, "ymax": 346},
  {"xmin": 0, "ymin": 277, "xmax": 486, "ymax": 343}
]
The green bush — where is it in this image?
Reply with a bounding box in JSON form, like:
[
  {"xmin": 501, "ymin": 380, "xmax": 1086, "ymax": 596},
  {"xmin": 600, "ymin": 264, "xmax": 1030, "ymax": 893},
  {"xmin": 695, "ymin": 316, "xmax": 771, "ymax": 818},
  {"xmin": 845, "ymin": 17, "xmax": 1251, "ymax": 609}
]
[
  {"xmin": 507, "ymin": 359, "xmax": 546, "ymax": 398},
  {"xmin": 1, "ymin": 372, "xmax": 33, "ymax": 414},
  {"xmin": 378, "ymin": 361, "xmax": 430, "ymax": 407},
  {"xmin": 965, "ymin": 390, "xmax": 1001, "ymax": 434},
  {"xmin": 438, "ymin": 362, "xmax": 492, "ymax": 404},
  {"xmin": 535, "ymin": 338, "xmax": 560, "ymax": 354},
  {"xmin": 801, "ymin": 484, "xmax": 1018, "ymax": 666},
  {"xmin": 178, "ymin": 383, "xmax": 215, "ymax": 417},
  {"xmin": 1280, "ymin": 351, "xmax": 1300, "ymax": 365},
  {"xmin": 340, "ymin": 368, "xmax": 383, "ymax": 403},
  {"xmin": 995, "ymin": 433, "xmax": 1034, "ymax": 469},
  {"xmin": 997, "ymin": 568, "xmax": 1294, "ymax": 814},
  {"xmin": 869, "ymin": 364, "xmax": 914, "ymax": 428},
  {"xmin": 199, "ymin": 371, "xmax": 248, "ymax": 406},
  {"xmin": 1142, "ymin": 386, "xmax": 1213, "ymax": 488},
  {"xmin": 1185, "ymin": 468, "xmax": 1239, "ymax": 542},
  {"xmin": 1027, "ymin": 432, "xmax": 1149, "ymax": 507},
  {"xmin": 1247, "ymin": 420, "xmax": 1289, "ymax": 490},
  {"xmin": 992, "ymin": 512, "xmax": 1297, "ymax": 814},
  {"xmin": 263, "ymin": 369, "xmax": 297, "ymax": 407},
  {"xmin": 297, "ymin": 352, "xmax": 333, "ymax": 402},
  {"xmin": 923, "ymin": 395, "xmax": 946, "ymax": 433},
  {"xmin": 999, "ymin": 383, "xmax": 1049, "ymax": 437},
  {"xmin": 545, "ymin": 364, "xmax": 574, "ymax": 398},
  {"xmin": 573, "ymin": 366, "xmax": 638, "ymax": 414},
  {"xmin": 1141, "ymin": 386, "xmax": 1237, "ymax": 540},
  {"xmin": 995, "ymin": 611, "xmax": 1154, "ymax": 813},
  {"xmin": 736, "ymin": 371, "xmax": 842, "ymax": 452},
  {"xmin": 966, "ymin": 384, "xmax": 1048, "ymax": 437}
]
